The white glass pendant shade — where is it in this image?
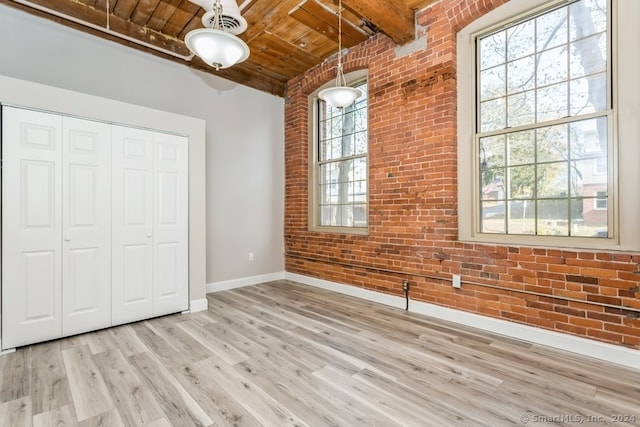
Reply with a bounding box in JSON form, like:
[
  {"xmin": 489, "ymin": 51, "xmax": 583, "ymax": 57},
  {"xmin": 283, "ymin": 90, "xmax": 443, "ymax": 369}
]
[
  {"xmin": 318, "ymin": 86, "xmax": 362, "ymax": 109},
  {"xmin": 185, "ymin": 28, "xmax": 250, "ymax": 69}
]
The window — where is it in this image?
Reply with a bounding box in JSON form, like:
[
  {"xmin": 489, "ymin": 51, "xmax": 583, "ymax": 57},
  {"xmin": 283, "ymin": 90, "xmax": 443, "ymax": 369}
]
[
  {"xmin": 478, "ymin": 0, "xmax": 609, "ymax": 238},
  {"xmin": 310, "ymin": 76, "xmax": 368, "ymax": 233},
  {"xmin": 457, "ymin": 0, "xmax": 640, "ymax": 251}
]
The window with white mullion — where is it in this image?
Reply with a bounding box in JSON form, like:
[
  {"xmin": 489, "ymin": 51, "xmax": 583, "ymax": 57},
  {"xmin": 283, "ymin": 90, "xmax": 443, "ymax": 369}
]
[
  {"xmin": 313, "ymin": 79, "xmax": 369, "ymax": 230},
  {"xmin": 459, "ymin": 0, "xmax": 640, "ymax": 250},
  {"xmin": 476, "ymin": 0, "xmax": 611, "ymax": 239}
]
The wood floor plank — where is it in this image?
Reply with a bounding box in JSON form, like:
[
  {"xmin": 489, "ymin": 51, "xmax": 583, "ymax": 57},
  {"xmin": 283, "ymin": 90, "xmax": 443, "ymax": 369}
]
[
  {"xmin": 128, "ymin": 351, "xmax": 213, "ymax": 427},
  {"xmin": 196, "ymin": 355, "xmax": 310, "ymax": 426},
  {"xmin": 235, "ymin": 348, "xmax": 399, "ymax": 427},
  {"xmin": 61, "ymin": 345, "xmax": 114, "ymax": 421},
  {"xmin": 313, "ymin": 364, "xmax": 441, "ymax": 427},
  {"xmin": 77, "ymin": 409, "xmax": 125, "ymax": 427},
  {"xmin": 32, "ymin": 404, "xmax": 77, "ymax": 427},
  {"xmin": 0, "ymin": 396, "xmax": 32, "ymax": 427},
  {"xmin": 29, "ymin": 340, "xmax": 73, "ymax": 415},
  {"xmin": 161, "ymin": 354, "xmax": 268, "ymax": 427},
  {"xmin": 85, "ymin": 329, "xmax": 119, "ymax": 355},
  {"xmin": 142, "ymin": 418, "xmax": 173, "ymax": 427},
  {"xmin": 94, "ymin": 349, "xmax": 164, "ymax": 426},
  {"xmin": 176, "ymin": 319, "xmax": 249, "ymax": 365},
  {"xmin": 107, "ymin": 324, "xmax": 150, "ymax": 357},
  {"xmin": 0, "ymin": 347, "xmax": 31, "ymax": 403},
  {"xmin": 150, "ymin": 316, "xmax": 215, "ymax": 363}
]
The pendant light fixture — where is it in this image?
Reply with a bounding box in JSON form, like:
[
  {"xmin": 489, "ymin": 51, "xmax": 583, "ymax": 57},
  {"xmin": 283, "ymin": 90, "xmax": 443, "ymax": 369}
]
[
  {"xmin": 185, "ymin": 0, "xmax": 250, "ymax": 70},
  {"xmin": 318, "ymin": 0, "xmax": 362, "ymax": 109}
]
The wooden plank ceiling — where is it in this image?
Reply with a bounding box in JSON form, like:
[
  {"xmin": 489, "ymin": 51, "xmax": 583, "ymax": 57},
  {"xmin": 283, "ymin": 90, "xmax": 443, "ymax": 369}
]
[{"xmin": 1, "ymin": 0, "xmax": 437, "ymax": 96}]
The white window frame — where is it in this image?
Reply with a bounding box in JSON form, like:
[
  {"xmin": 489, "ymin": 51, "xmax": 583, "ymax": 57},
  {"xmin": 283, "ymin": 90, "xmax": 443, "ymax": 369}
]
[
  {"xmin": 457, "ymin": 0, "xmax": 640, "ymax": 251},
  {"xmin": 308, "ymin": 69, "xmax": 369, "ymax": 234}
]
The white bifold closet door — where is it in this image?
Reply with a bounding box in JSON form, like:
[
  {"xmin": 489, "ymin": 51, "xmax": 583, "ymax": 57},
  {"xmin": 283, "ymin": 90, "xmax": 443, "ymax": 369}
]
[
  {"xmin": 61, "ymin": 117, "xmax": 112, "ymax": 336},
  {"xmin": 111, "ymin": 125, "xmax": 188, "ymax": 325},
  {"xmin": 1, "ymin": 108, "xmax": 111, "ymax": 348},
  {"xmin": 152, "ymin": 131, "xmax": 189, "ymax": 316},
  {"xmin": 2, "ymin": 108, "xmax": 63, "ymax": 348}
]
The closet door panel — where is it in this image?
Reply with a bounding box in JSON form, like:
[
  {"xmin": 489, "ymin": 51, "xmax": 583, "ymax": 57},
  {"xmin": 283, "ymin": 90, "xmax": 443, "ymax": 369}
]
[
  {"xmin": 153, "ymin": 133, "xmax": 189, "ymax": 315},
  {"xmin": 112, "ymin": 125, "xmax": 154, "ymax": 325},
  {"xmin": 62, "ymin": 117, "xmax": 111, "ymax": 335},
  {"xmin": 2, "ymin": 107, "xmax": 62, "ymax": 349}
]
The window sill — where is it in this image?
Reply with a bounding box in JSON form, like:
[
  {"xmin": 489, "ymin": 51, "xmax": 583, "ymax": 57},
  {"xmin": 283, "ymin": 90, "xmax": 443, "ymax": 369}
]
[{"xmin": 308, "ymin": 226, "xmax": 369, "ymax": 236}]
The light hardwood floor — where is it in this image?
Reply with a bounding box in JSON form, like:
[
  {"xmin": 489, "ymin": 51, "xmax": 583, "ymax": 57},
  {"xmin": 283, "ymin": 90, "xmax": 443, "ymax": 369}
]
[{"xmin": 1, "ymin": 280, "xmax": 639, "ymax": 426}]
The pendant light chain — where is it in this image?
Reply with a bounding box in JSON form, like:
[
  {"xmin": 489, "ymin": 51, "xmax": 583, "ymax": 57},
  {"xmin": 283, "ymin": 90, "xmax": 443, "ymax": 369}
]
[
  {"xmin": 213, "ymin": 0, "xmax": 222, "ymax": 31},
  {"xmin": 317, "ymin": 0, "xmax": 362, "ymax": 108},
  {"xmin": 336, "ymin": 0, "xmax": 346, "ymax": 87}
]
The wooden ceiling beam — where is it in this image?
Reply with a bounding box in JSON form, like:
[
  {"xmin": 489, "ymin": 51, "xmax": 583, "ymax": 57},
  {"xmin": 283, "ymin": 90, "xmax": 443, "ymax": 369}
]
[
  {"xmin": 342, "ymin": 0, "xmax": 415, "ymax": 45},
  {"xmin": 290, "ymin": 0, "xmax": 367, "ymax": 48}
]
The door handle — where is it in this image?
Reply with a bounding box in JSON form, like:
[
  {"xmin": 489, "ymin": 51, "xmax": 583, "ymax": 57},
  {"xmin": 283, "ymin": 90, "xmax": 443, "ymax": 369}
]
[{"xmin": 64, "ymin": 237, "xmax": 71, "ymax": 242}]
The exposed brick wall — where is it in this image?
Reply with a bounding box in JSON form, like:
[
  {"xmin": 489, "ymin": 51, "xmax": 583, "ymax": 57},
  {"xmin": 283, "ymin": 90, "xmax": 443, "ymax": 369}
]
[{"xmin": 284, "ymin": 0, "xmax": 640, "ymax": 349}]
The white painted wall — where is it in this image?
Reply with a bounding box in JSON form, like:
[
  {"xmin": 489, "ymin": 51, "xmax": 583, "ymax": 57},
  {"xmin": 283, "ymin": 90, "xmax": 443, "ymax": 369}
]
[{"xmin": 0, "ymin": 4, "xmax": 284, "ymax": 286}]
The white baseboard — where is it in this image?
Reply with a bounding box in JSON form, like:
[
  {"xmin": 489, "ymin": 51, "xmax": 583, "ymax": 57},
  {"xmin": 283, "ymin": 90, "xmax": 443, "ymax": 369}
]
[
  {"xmin": 207, "ymin": 271, "xmax": 285, "ymax": 293},
  {"xmin": 0, "ymin": 346, "xmax": 16, "ymax": 356},
  {"xmin": 285, "ymin": 272, "xmax": 640, "ymax": 370},
  {"xmin": 189, "ymin": 298, "xmax": 208, "ymax": 313}
]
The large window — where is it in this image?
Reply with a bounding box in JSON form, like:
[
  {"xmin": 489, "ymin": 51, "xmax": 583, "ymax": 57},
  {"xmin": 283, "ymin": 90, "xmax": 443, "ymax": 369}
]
[
  {"xmin": 310, "ymin": 78, "xmax": 368, "ymax": 232},
  {"xmin": 458, "ymin": 0, "xmax": 640, "ymax": 251},
  {"xmin": 477, "ymin": 0, "xmax": 610, "ymax": 238}
]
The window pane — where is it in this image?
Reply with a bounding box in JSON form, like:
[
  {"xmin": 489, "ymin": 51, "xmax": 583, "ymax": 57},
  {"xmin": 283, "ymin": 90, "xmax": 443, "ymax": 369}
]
[
  {"xmin": 507, "ymin": 91, "xmax": 535, "ymax": 127},
  {"xmin": 480, "ymin": 32, "xmax": 505, "ymax": 70},
  {"xmin": 536, "ymin": 7, "xmax": 568, "ymax": 51},
  {"xmin": 508, "ymin": 165, "xmax": 535, "ymax": 199},
  {"xmin": 570, "ymin": 197, "xmax": 608, "ymax": 237},
  {"xmin": 536, "ymin": 82, "xmax": 568, "ymax": 121},
  {"xmin": 481, "ymin": 171, "xmax": 505, "ymax": 201},
  {"xmin": 537, "ymin": 46, "xmax": 568, "ymax": 87},
  {"xmin": 570, "ymin": 74, "xmax": 606, "ymax": 115},
  {"xmin": 537, "ymin": 200, "xmax": 569, "ymax": 236},
  {"xmin": 480, "ymin": 135, "xmax": 506, "ymax": 168},
  {"xmin": 508, "ymin": 200, "xmax": 535, "ymax": 235},
  {"xmin": 480, "ymin": 65, "xmax": 506, "ymax": 101},
  {"xmin": 507, "ymin": 55, "xmax": 535, "ymax": 95},
  {"xmin": 570, "ymin": 117, "xmax": 607, "ymax": 155},
  {"xmin": 507, "ymin": 130, "xmax": 535, "ymax": 166},
  {"xmin": 480, "ymin": 98, "xmax": 506, "ymax": 132},
  {"xmin": 570, "ymin": 0, "xmax": 607, "ymax": 41},
  {"xmin": 537, "ymin": 162, "xmax": 568, "ymax": 198},
  {"xmin": 506, "ymin": 20, "xmax": 534, "ymax": 61},
  {"xmin": 537, "ymin": 124, "xmax": 568, "ymax": 163},
  {"xmin": 481, "ymin": 201, "xmax": 506, "ymax": 233},
  {"xmin": 569, "ymin": 35, "xmax": 607, "ymax": 78}
]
